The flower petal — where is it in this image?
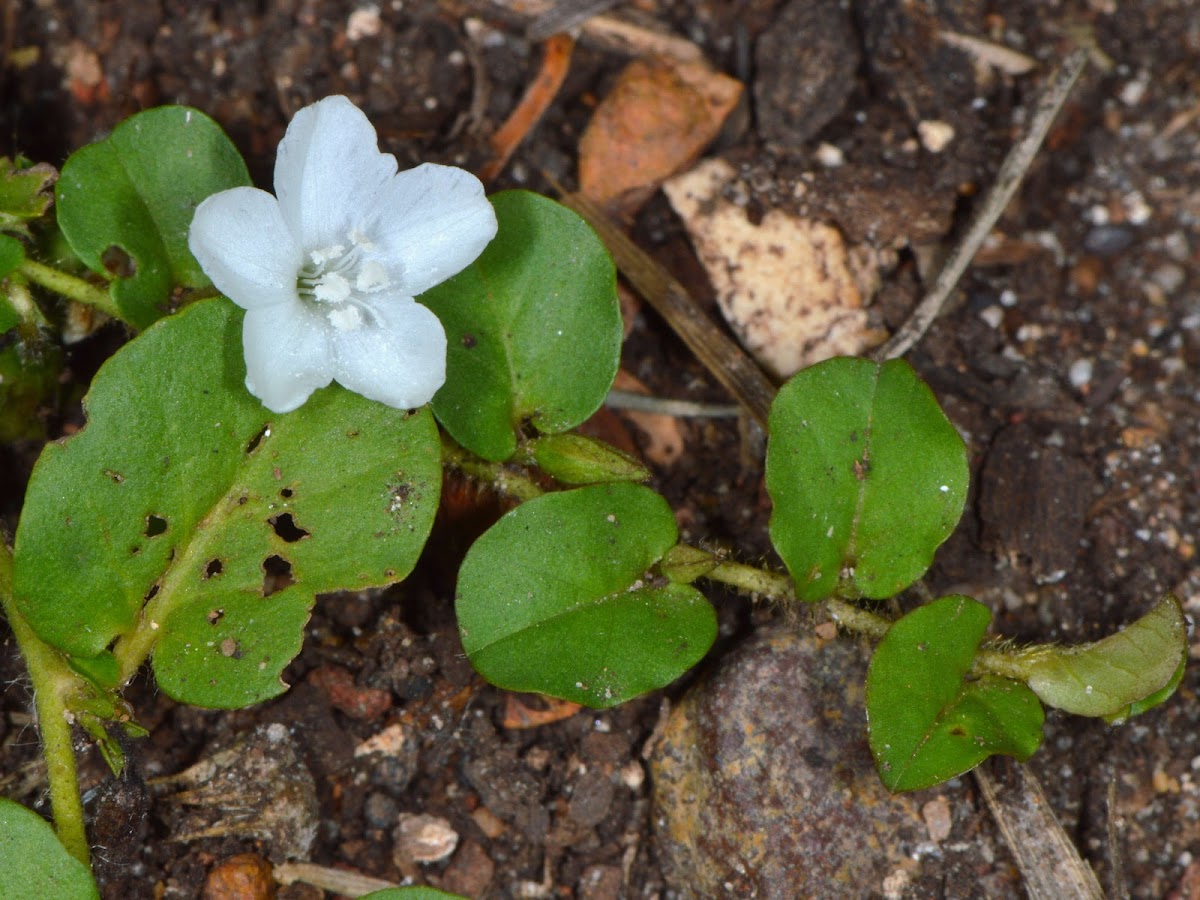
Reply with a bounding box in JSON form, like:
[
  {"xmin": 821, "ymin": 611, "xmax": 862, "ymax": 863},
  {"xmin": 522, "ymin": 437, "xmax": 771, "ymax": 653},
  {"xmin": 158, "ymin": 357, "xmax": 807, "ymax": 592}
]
[
  {"xmin": 189, "ymin": 187, "xmax": 302, "ymax": 310},
  {"xmin": 331, "ymin": 298, "xmax": 447, "ymax": 409},
  {"xmin": 366, "ymin": 163, "xmax": 498, "ymax": 297},
  {"xmin": 274, "ymin": 96, "xmax": 398, "ymax": 248},
  {"xmin": 242, "ymin": 303, "xmax": 335, "ymax": 413}
]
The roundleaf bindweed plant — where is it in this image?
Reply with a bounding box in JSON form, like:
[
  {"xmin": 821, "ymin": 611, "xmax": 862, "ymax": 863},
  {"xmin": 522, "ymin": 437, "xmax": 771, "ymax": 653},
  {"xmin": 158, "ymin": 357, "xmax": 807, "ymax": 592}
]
[{"xmin": 0, "ymin": 98, "xmax": 1188, "ymax": 895}]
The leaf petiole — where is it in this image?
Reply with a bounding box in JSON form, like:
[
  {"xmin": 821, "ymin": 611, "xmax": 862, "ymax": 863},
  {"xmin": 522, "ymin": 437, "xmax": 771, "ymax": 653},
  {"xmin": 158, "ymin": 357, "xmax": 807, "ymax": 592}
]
[
  {"xmin": 17, "ymin": 258, "xmax": 119, "ymax": 320},
  {"xmin": 0, "ymin": 542, "xmax": 91, "ymax": 868}
]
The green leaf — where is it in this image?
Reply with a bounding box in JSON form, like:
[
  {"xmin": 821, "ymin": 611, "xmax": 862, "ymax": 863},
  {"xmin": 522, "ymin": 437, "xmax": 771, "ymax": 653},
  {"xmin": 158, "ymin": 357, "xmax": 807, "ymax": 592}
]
[
  {"xmin": 765, "ymin": 357, "xmax": 968, "ymax": 601},
  {"xmin": 361, "ymin": 890, "xmax": 467, "ymax": 900},
  {"xmin": 424, "ymin": 191, "xmax": 621, "ymax": 461},
  {"xmin": 68, "ymin": 650, "xmax": 122, "ymax": 692},
  {"xmin": 0, "ymin": 798, "xmax": 99, "ymax": 900},
  {"xmin": 0, "ymin": 234, "xmax": 24, "ymax": 282},
  {"xmin": 456, "ymin": 483, "xmax": 716, "ymax": 707},
  {"xmin": 1019, "ymin": 594, "xmax": 1188, "ymax": 719},
  {"xmin": 866, "ymin": 595, "xmax": 1044, "ymax": 792},
  {"xmin": 13, "ymin": 299, "xmax": 440, "ymax": 708},
  {"xmin": 526, "ymin": 433, "xmax": 649, "ymax": 485},
  {"xmin": 56, "ymin": 106, "xmax": 250, "ymax": 329},
  {"xmin": 1105, "ymin": 655, "xmax": 1186, "ymax": 725},
  {"xmin": 0, "ymin": 157, "xmax": 56, "ymax": 234}
]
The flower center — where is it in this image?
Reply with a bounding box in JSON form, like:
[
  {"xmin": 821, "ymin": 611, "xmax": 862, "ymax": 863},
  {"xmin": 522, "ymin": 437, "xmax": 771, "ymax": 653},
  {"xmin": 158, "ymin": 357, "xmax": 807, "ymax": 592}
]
[{"xmin": 296, "ymin": 231, "xmax": 390, "ymax": 331}]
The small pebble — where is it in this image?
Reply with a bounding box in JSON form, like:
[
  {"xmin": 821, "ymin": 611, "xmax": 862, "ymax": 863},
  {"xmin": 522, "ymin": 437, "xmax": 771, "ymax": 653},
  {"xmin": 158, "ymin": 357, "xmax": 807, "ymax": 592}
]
[
  {"xmin": 1083, "ymin": 224, "xmax": 1136, "ymax": 257},
  {"xmin": 346, "ymin": 5, "xmax": 382, "ymax": 42},
  {"xmin": 917, "ymin": 119, "xmax": 955, "ymax": 153},
  {"xmin": 979, "ymin": 305, "xmax": 1003, "ymax": 328},
  {"xmin": 201, "ymin": 853, "xmax": 273, "ymax": 900},
  {"xmin": 814, "ymin": 142, "xmax": 845, "ymax": 167},
  {"xmin": 393, "ymin": 813, "xmax": 459, "ymax": 864},
  {"xmin": 922, "ymin": 796, "xmax": 953, "ymax": 842},
  {"xmin": 619, "ymin": 759, "xmax": 646, "ymax": 791},
  {"xmin": 1068, "ymin": 358, "xmax": 1094, "ymax": 390}
]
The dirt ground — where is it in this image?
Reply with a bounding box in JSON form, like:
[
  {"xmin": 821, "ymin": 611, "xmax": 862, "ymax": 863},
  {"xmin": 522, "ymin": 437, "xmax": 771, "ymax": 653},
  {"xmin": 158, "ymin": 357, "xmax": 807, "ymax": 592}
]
[{"xmin": 2, "ymin": 1, "xmax": 1200, "ymax": 898}]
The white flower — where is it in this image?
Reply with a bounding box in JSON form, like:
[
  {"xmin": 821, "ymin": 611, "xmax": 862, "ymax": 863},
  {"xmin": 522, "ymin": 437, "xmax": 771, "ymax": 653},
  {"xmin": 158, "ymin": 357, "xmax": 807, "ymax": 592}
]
[{"xmin": 188, "ymin": 95, "xmax": 497, "ymax": 413}]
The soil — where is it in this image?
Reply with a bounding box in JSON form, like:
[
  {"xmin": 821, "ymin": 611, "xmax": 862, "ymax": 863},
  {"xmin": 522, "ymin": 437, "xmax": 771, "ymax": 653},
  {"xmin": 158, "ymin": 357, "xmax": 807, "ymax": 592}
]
[{"xmin": 2, "ymin": 1, "xmax": 1199, "ymax": 898}]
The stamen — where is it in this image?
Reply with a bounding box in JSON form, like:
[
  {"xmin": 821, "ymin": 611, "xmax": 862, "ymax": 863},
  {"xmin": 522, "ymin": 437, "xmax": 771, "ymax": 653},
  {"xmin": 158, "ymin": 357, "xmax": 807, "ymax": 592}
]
[
  {"xmin": 327, "ymin": 305, "xmax": 364, "ymax": 331},
  {"xmin": 309, "ymin": 244, "xmax": 346, "ymax": 267},
  {"xmin": 356, "ymin": 260, "xmax": 390, "ymax": 292},
  {"xmin": 313, "ymin": 272, "xmax": 351, "ymax": 303}
]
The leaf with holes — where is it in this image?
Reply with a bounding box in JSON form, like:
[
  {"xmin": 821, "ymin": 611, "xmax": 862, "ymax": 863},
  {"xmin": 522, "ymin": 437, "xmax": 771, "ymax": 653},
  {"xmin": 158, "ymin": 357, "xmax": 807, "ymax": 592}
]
[
  {"xmin": 866, "ymin": 595, "xmax": 1045, "ymax": 792},
  {"xmin": 422, "ymin": 190, "xmax": 621, "ymax": 461},
  {"xmin": 56, "ymin": 106, "xmax": 250, "ymax": 329},
  {"xmin": 13, "ymin": 298, "xmax": 441, "ymax": 708},
  {"xmin": 766, "ymin": 357, "xmax": 968, "ymax": 601},
  {"xmin": 0, "ymin": 798, "xmax": 99, "ymax": 899},
  {"xmin": 456, "ymin": 483, "xmax": 716, "ymax": 707}
]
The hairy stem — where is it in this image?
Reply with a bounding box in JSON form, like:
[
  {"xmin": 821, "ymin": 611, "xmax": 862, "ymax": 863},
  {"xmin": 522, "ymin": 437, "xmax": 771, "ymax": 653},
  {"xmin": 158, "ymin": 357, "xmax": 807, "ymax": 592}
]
[
  {"xmin": 439, "ymin": 433, "xmax": 545, "ymax": 503},
  {"xmin": 18, "ymin": 259, "xmax": 120, "ymax": 321},
  {"xmin": 0, "ymin": 543, "xmax": 91, "ymax": 867},
  {"xmin": 824, "ymin": 595, "xmax": 893, "ymax": 641},
  {"xmin": 702, "ymin": 558, "xmax": 795, "ymax": 600}
]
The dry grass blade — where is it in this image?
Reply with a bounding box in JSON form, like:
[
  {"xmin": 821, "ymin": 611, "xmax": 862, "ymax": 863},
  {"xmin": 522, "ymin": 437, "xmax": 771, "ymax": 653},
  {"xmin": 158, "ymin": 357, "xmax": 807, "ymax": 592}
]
[
  {"xmin": 556, "ymin": 189, "xmax": 776, "ymax": 426},
  {"xmin": 974, "ymin": 758, "xmax": 1104, "ymax": 899},
  {"xmin": 876, "ymin": 47, "xmax": 1088, "ymax": 360},
  {"xmin": 527, "ymin": 0, "xmax": 621, "ymax": 40},
  {"xmin": 273, "ymin": 861, "xmax": 396, "ymax": 896}
]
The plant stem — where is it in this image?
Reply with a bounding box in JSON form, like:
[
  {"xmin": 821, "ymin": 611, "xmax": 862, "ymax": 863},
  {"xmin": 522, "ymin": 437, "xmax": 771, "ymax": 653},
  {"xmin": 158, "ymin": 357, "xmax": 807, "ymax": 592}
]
[
  {"xmin": 824, "ymin": 595, "xmax": 893, "ymax": 641},
  {"xmin": 702, "ymin": 557, "xmax": 795, "ymax": 600},
  {"xmin": 0, "ymin": 543, "xmax": 91, "ymax": 868},
  {"xmin": 700, "ymin": 555, "xmax": 1039, "ymax": 676},
  {"xmin": 439, "ymin": 434, "xmax": 545, "ymax": 502},
  {"xmin": 18, "ymin": 259, "xmax": 120, "ymax": 320}
]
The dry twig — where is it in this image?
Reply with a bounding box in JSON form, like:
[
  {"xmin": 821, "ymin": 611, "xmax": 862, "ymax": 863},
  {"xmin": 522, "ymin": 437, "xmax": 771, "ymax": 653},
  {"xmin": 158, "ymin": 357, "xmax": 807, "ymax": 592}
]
[
  {"xmin": 557, "ymin": 189, "xmax": 776, "ymax": 426},
  {"xmin": 875, "ymin": 47, "xmax": 1088, "ymax": 360},
  {"xmin": 478, "ymin": 31, "xmax": 575, "ymax": 183},
  {"xmin": 975, "ymin": 758, "xmax": 1104, "ymax": 899}
]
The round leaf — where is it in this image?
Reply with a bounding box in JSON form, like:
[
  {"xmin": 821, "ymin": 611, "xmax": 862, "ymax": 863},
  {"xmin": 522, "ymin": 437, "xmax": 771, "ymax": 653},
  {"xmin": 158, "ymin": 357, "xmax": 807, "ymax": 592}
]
[
  {"xmin": 0, "ymin": 799, "xmax": 99, "ymax": 899},
  {"xmin": 866, "ymin": 595, "xmax": 1044, "ymax": 792},
  {"xmin": 14, "ymin": 299, "xmax": 441, "ymax": 708},
  {"xmin": 456, "ymin": 483, "xmax": 716, "ymax": 707},
  {"xmin": 56, "ymin": 106, "xmax": 251, "ymax": 328},
  {"xmin": 766, "ymin": 357, "xmax": 968, "ymax": 601},
  {"xmin": 423, "ymin": 190, "xmax": 621, "ymax": 461}
]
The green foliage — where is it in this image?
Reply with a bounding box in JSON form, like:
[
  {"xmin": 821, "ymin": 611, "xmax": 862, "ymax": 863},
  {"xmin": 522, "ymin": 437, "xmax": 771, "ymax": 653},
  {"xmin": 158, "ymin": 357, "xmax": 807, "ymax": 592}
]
[
  {"xmin": 0, "ymin": 234, "xmax": 24, "ymax": 283},
  {"xmin": 0, "ymin": 157, "xmax": 56, "ymax": 236},
  {"xmin": 56, "ymin": 106, "xmax": 250, "ymax": 329},
  {"xmin": 14, "ymin": 299, "xmax": 441, "ymax": 708},
  {"xmin": 766, "ymin": 357, "xmax": 968, "ymax": 601},
  {"xmin": 361, "ymin": 889, "xmax": 467, "ymax": 899},
  {"xmin": 525, "ymin": 433, "xmax": 649, "ymax": 484},
  {"xmin": 866, "ymin": 595, "xmax": 1044, "ymax": 792},
  {"xmin": 456, "ymin": 483, "xmax": 716, "ymax": 707},
  {"xmin": 424, "ymin": 191, "xmax": 621, "ymax": 461},
  {"xmin": 0, "ymin": 799, "xmax": 98, "ymax": 899},
  {"xmin": 1019, "ymin": 594, "xmax": 1188, "ymax": 718}
]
